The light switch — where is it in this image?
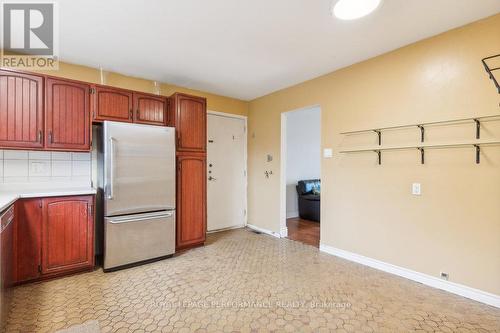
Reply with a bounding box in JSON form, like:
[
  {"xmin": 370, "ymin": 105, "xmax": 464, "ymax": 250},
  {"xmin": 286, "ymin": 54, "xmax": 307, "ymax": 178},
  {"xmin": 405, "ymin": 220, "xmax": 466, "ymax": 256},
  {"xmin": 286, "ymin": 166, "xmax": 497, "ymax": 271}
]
[
  {"xmin": 323, "ymin": 148, "xmax": 333, "ymax": 158},
  {"xmin": 412, "ymin": 183, "xmax": 421, "ymax": 195}
]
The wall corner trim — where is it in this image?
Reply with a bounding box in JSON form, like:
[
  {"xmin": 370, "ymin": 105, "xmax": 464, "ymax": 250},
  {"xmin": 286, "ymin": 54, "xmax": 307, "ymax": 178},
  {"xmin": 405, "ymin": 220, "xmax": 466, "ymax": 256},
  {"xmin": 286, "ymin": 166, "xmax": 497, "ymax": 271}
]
[
  {"xmin": 319, "ymin": 243, "xmax": 500, "ymax": 308},
  {"xmin": 247, "ymin": 224, "xmax": 282, "ymax": 238},
  {"xmin": 280, "ymin": 226, "xmax": 288, "ymax": 238}
]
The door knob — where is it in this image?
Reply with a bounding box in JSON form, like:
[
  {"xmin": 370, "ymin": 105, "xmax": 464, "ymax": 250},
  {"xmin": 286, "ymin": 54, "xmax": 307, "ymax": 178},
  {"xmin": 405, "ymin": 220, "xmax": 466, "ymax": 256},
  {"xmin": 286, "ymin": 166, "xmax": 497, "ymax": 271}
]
[{"xmin": 208, "ymin": 176, "xmax": 217, "ymax": 181}]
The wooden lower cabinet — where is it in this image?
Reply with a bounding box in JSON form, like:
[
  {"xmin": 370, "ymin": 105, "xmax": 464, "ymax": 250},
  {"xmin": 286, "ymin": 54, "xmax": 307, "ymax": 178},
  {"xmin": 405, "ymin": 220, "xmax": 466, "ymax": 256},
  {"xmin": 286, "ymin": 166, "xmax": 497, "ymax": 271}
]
[
  {"xmin": 41, "ymin": 196, "xmax": 94, "ymax": 276},
  {"xmin": 14, "ymin": 198, "xmax": 42, "ymax": 283},
  {"xmin": 176, "ymin": 154, "xmax": 207, "ymax": 250},
  {"xmin": 14, "ymin": 195, "xmax": 94, "ymax": 284}
]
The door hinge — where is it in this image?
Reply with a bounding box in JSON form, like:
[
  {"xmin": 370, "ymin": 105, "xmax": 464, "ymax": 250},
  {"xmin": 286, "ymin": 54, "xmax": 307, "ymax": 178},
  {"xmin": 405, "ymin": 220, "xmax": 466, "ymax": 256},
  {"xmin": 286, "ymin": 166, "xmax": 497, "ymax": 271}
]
[
  {"xmin": 88, "ymin": 204, "xmax": 93, "ymax": 216},
  {"xmin": 244, "ymin": 209, "xmax": 247, "ymax": 216},
  {"xmin": 38, "ymin": 265, "xmax": 42, "ymax": 273},
  {"xmin": 89, "ymin": 87, "xmax": 96, "ymax": 94}
]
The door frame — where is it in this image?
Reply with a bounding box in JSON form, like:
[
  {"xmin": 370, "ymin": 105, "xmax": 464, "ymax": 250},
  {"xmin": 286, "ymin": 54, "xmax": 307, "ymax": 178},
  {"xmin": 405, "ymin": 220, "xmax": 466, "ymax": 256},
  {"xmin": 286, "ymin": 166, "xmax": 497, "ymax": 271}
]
[
  {"xmin": 280, "ymin": 104, "xmax": 321, "ymax": 238},
  {"xmin": 207, "ymin": 110, "xmax": 248, "ymax": 230}
]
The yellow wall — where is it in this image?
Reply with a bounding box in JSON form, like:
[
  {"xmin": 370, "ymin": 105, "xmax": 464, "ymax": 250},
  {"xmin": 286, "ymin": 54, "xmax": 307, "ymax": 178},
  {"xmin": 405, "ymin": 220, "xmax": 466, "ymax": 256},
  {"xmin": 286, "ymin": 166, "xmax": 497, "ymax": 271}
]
[
  {"xmin": 248, "ymin": 14, "xmax": 500, "ymax": 295},
  {"xmin": 37, "ymin": 62, "xmax": 248, "ymax": 116}
]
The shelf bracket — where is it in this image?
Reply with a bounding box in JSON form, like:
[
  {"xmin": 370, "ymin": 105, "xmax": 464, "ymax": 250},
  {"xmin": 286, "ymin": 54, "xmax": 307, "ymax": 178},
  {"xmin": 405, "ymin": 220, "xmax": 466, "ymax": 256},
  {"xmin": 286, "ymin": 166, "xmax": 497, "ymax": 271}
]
[
  {"xmin": 417, "ymin": 125, "xmax": 425, "ymax": 143},
  {"xmin": 474, "ymin": 119, "xmax": 480, "ymax": 139},
  {"xmin": 482, "ymin": 54, "xmax": 500, "ymax": 94},
  {"xmin": 373, "ymin": 130, "xmax": 381, "ymax": 145},
  {"xmin": 417, "ymin": 147, "xmax": 425, "ymax": 164},
  {"xmin": 474, "ymin": 144, "xmax": 480, "ymax": 164},
  {"xmin": 374, "ymin": 150, "xmax": 381, "ymax": 165}
]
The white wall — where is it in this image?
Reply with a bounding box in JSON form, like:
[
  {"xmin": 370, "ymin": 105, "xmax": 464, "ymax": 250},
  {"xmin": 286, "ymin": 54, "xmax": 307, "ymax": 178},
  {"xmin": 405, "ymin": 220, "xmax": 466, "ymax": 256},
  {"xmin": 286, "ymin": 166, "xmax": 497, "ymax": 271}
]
[{"xmin": 286, "ymin": 107, "xmax": 321, "ymax": 218}]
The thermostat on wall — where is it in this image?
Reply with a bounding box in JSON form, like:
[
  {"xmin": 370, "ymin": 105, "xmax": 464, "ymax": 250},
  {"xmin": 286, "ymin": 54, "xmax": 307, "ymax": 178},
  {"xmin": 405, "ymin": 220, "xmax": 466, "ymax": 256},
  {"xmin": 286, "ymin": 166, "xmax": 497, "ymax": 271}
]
[{"xmin": 323, "ymin": 148, "xmax": 333, "ymax": 158}]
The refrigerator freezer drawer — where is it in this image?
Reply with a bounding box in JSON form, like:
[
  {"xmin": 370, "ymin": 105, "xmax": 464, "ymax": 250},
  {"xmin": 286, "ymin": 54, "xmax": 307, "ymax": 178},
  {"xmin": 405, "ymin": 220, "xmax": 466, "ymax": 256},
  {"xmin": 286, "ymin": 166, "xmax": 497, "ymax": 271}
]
[{"xmin": 104, "ymin": 211, "xmax": 175, "ymax": 270}]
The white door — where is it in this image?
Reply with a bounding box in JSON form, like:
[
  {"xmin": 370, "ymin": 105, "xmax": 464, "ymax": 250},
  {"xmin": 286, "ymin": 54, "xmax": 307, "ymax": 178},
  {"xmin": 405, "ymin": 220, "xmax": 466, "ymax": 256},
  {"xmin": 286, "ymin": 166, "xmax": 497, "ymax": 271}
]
[{"xmin": 207, "ymin": 113, "xmax": 246, "ymax": 231}]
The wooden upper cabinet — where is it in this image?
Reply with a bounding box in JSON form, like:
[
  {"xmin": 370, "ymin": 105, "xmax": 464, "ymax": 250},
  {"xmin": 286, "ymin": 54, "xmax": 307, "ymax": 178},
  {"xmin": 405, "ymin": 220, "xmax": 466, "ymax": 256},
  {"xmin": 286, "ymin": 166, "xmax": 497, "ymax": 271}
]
[
  {"xmin": 14, "ymin": 198, "xmax": 42, "ymax": 283},
  {"xmin": 93, "ymin": 86, "xmax": 133, "ymax": 122},
  {"xmin": 171, "ymin": 93, "xmax": 207, "ymax": 152},
  {"xmin": 134, "ymin": 93, "xmax": 167, "ymax": 126},
  {"xmin": 41, "ymin": 196, "xmax": 94, "ymax": 275},
  {"xmin": 176, "ymin": 154, "xmax": 206, "ymax": 249},
  {"xmin": 45, "ymin": 78, "xmax": 91, "ymax": 151},
  {"xmin": 0, "ymin": 70, "xmax": 44, "ymax": 149}
]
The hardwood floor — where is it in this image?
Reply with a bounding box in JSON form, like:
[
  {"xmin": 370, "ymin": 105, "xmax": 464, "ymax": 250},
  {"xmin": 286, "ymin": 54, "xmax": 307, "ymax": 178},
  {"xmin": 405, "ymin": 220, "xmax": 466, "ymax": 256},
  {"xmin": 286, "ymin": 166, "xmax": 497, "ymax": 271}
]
[{"xmin": 286, "ymin": 217, "xmax": 320, "ymax": 247}]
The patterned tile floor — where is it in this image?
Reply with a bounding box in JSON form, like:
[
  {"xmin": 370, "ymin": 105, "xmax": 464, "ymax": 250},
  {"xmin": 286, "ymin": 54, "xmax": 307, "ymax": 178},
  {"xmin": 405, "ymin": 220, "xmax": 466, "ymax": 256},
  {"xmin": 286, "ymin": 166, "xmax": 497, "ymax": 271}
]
[{"xmin": 4, "ymin": 228, "xmax": 500, "ymax": 332}]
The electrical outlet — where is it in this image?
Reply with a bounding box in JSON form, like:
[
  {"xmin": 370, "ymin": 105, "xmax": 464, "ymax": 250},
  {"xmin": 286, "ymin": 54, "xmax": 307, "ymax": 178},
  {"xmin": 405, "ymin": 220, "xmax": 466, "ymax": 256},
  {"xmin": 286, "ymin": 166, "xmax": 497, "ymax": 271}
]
[
  {"xmin": 440, "ymin": 272, "xmax": 449, "ymax": 280},
  {"xmin": 412, "ymin": 183, "xmax": 421, "ymax": 195}
]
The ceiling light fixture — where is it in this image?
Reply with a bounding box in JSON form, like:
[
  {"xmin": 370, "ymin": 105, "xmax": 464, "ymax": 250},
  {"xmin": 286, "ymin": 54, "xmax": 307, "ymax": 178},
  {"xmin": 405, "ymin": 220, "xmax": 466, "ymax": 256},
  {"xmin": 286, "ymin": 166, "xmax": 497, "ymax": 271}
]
[{"xmin": 332, "ymin": 0, "xmax": 382, "ymax": 20}]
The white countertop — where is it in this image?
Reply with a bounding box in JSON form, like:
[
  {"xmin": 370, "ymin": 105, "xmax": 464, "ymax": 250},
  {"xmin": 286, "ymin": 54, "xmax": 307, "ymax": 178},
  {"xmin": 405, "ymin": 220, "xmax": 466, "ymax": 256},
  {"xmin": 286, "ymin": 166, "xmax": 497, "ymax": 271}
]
[{"xmin": 0, "ymin": 186, "xmax": 97, "ymax": 213}]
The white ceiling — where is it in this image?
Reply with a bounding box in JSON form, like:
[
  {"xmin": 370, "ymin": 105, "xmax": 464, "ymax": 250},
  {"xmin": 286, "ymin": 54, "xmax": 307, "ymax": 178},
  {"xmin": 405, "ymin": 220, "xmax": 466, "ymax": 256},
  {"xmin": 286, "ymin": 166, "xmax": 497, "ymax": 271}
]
[{"xmin": 58, "ymin": 0, "xmax": 500, "ymax": 100}]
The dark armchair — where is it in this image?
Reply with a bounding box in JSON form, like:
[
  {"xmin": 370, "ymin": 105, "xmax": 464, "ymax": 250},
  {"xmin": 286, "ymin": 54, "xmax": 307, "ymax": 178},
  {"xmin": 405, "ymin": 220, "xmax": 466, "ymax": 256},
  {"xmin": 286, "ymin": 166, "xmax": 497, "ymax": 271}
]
[{"xmin": 296, "ymin": 179, "xmax": 320, "ymax": 222}]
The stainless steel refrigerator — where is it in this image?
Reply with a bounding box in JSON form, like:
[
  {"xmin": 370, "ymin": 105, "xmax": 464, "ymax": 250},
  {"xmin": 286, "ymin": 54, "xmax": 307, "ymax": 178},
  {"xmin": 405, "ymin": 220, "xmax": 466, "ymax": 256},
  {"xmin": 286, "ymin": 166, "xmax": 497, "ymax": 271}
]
[{"xmin": 97, "ymin": 121, "xmax": 176, "ymax": 271}]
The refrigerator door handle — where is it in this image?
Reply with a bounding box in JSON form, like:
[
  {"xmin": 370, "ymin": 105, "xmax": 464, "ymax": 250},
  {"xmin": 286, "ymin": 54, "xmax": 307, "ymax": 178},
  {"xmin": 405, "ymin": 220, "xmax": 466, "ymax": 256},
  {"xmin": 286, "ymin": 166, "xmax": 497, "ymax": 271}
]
[
  {"xmin": 108, "ymin": 136, "xmax": 115, "ymax": 200},
  {"xmin": 108, "ymin": 211, "xmax": 174, "ymax": 224}
]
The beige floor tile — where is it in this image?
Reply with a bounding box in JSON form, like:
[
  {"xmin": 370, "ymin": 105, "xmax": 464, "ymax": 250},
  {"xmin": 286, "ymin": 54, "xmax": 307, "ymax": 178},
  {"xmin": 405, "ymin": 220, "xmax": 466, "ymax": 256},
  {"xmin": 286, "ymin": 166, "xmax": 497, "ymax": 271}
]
[{"xmin": 4, "ymin": 228, "xmax": 500, "ymax": 332}]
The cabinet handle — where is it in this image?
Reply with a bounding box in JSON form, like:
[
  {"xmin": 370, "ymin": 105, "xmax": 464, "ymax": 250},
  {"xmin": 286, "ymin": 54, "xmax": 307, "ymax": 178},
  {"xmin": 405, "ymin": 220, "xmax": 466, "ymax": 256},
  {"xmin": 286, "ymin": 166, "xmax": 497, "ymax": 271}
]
[
  {"xmin": 136, "ymin": 109, "xmax": 140, "ymax": 119},
  {"xmin": 38, "ymin": 130, "xmax": 42, "ymax": 143},
  {"xmin": 177, "ymin": 134, "xmax": 181, "ymax": 147},
  {"xmin": 48, "ymin": 131, "xmax": 53, "ymax": 143},
  {"xmin": 129, "ymin": 109, "xmax": 133, "ymax": 119}
]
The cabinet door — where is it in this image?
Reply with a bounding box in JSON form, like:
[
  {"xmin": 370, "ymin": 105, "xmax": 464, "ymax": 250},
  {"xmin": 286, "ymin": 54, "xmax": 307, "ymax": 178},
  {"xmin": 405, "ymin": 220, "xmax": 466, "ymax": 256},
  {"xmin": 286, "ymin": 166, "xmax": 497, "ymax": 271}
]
[
  {"xmin": 93, "ymin": 86, "xmax": 133, "ymax": 122},
  {"xmin": 41, "ymin": 196, "xmax": 94, "ymax": 275},
  {"xmin": 176, "ymin": 154, "xmax": 206, "ymax": 249},
  {"xmin": 0, "ymin": 70, "xmax": 44, "ymax": 149},
  {"xmin": 1, "ymin": 209, "xmax": 15, "ymax": 289},
  {"xmin": 46, "ymin": 78, "xmax": 91, "ymax": 151},
  {"xmin": 134, "ymin": 93, "xmax": 166, "ymax": 126},
  {"xmin": 14, "ymin": 199, "xmax": 42, "ymax": 283},
  {"xmin": 176, "ymin": 94, "xmax": 206, "ymax": 152}
]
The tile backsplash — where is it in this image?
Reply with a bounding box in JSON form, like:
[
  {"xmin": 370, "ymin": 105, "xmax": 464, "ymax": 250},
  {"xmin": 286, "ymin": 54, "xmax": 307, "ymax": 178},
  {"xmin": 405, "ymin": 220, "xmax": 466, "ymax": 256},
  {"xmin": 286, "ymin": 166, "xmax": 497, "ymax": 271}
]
[{"xmin": 0, "ymin": 150, "xmax": 91, "ymax": 187}]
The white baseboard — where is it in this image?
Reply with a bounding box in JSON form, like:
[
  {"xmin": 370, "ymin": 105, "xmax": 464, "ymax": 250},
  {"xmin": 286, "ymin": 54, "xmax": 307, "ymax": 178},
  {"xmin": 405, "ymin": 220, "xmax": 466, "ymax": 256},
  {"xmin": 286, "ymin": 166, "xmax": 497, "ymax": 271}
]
[
  {"xmin": 319, "ymin": 243, "xmax": 500, "ymax": 308},
  {"xmin": 207, "ymin": 225, "xmax": 245, "ymax": 234},
  {"xmin": 280, "ymin": 226, "xmax": 288, "ymax": 238},
  {"xmin": 286, "ymin": 211, "xmax": 299, "ymax": 219},
  {"xmin": 246, "ymin": 224, "xmax": 281, "ymax": 238}
]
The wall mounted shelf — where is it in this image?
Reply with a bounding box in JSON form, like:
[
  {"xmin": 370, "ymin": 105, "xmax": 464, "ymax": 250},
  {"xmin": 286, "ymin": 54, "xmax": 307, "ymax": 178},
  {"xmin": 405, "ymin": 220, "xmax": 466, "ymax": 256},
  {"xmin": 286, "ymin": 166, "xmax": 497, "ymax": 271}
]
[
  {"xmin": 482, "ymin": 54, "xmax": 500, "ymax": 94},
  {"xmin": 340, "ymin": 115, "xmax": 500, "ymax": 144},
  {"xmin": 339, "ymin": 140, "xmax": 500, "ymax": 165}
]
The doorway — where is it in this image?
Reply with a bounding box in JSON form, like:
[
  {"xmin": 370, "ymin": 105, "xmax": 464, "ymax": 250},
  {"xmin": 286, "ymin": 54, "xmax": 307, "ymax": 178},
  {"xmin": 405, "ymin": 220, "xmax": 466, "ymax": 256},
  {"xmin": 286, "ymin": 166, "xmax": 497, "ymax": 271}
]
[
  {"xmin": 207, "ymin": 111, "xmax": 247, "ymax": 232},
  {"xmin": 280, "ymin": 106, "xmax": 321, "ymax": 247}
]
